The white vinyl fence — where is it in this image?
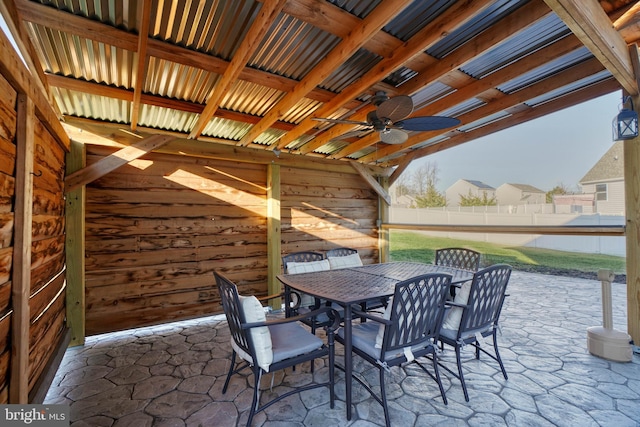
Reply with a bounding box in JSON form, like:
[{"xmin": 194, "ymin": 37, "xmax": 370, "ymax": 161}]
[{"xmin": 390, "ymin": 206, "xmax": 626, "ymax": 257}]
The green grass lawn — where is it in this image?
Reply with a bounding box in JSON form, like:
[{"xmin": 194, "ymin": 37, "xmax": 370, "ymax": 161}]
[{"xmin": 389, "ymin": 230, "xmax": 626, "ymax": 275}]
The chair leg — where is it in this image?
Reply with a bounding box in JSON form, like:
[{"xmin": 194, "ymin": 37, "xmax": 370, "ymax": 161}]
[
  {"xmin": 492, "ymin": 329, "xmax": 508, "ymax": 380},
  {"xmin": 246, "ymin": 367, "xmax": 262, "ymax": 427},
  {"xmin": 222, "ymin": 351, "xmax": 237, "ymax": 393},
  {"xmin": 328, "ymin": 330, "xmax": 335, "ymax": 408},
  {"xmin": 431, "ymin": 353, "xmax": 448, "ymax": 405},
  {"xmin": 379, "ymin": 368, "xmax": 391, "ymax": 427},
  {"xmin": 455, "ymin": 345, "xmax": 469, "ymax": 402}
]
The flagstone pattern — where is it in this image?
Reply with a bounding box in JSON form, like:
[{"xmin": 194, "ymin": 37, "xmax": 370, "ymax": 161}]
[{"xmin": 45, "ymin": 271, "xmax": 640, "ymax": 426}]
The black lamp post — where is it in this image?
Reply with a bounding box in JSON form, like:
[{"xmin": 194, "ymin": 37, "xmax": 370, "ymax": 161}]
[{"xmin": 613, "ymin": 96, "xmax": 639, "ymax": 141}]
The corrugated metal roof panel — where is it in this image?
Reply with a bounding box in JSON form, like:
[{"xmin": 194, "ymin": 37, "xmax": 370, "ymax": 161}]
[
  {"xmin": 458, "ymin": 110, "xmax": 510, "ymax": 132},
  {"xmin": 282, "ymin": 98, "xmax": 323, "ymax": 124},
  {"xmin": 525, "ymin": 70, "xmax": 613, "ymax": 107},
  {"xmin": 412, "ymin": 82, "xmax": 455, "ymax": 110},
  {"xmin": 52, "ymin": 87, "xmax": 130, "ymax": 122},
  {"xmin": 221, "ymin": 81, "xmax": 285, "ymax": 116},
  {"xmin": 31, "ymin": 0, "xmax": 139, "ymax": 31},
  {"xmin": 145, "ymin": 57, "xmax": 219, "ymax": 104},
  {"xmin": 138, "ymin": 105, "xmax": 199, "ymax": 133},
  {"xmin": 27, "ymin": 23, "xmax": 135, "ymax": 87},
  {"xmin": 201, "ymin": 117, "xmax": 252, "ymax": 141},
  {"xmin": 250, "ymin": 13, "xmax": 341, "ymax": 80},
  {"xmin": 461, "ymin": 13, "xmax": 571, "ymax": 79},
  {"xmin": 427, "ymin": 0, "xmax": 528, "ymax": 58},
  {"xmin": 498, "ymin": 47, "xmax": 593, "ymax": 93},
  {"xmin": 383, "ymin": 0, "xmax": 457, "ymax": 41},
  {"xmin": 320, "ymin": 48, "xmax": 382, "ymax": 92},
  {"xmin": 326, "ymin": 0, "xmax": 380, "ymax": 18},
  {"xmin": 151, "ymin": 0, "xmax": 261, "ymax": 60},
  {"xmin": 440, "ymin": 98, "xmax": 485, "ymax": 118}
]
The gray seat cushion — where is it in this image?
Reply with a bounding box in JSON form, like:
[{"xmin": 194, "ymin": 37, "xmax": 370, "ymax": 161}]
[
  {"xmin": 339, "ymin": 322, "xmax": 433, "ymax": 361},
  {"xmin": 269, "ymin": 322, "xmax": 323, "ymax": 367}
]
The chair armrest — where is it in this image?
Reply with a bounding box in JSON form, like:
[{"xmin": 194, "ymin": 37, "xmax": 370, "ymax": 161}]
[
  {"xmin": 242, "ymin": 306, "xmax": 337, "ymax": 330},
  {"xmin": 445, "ymin": 301, "xmax": 468, "ymax": 309},
  {"xmin": 258, "ymin": 290, "xmax": 302, "ymax": 308},
  {"xmin": 351, "ymin": 308, "xmax": 392, "ymax": 325}
]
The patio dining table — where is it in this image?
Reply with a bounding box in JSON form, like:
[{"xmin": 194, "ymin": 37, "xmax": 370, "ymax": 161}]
[{"xmin": 277, "ymin": 261, "xmax": 474, "ymax": 420}]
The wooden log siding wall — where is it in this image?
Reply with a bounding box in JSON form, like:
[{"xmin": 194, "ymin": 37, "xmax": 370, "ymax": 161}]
[
  {"xmin": 84, "ymin": 146, "xmax": 269, "ymax": 335},
  {"xmin": 0, "ymin": 70, "xmax": 16, "ymax": 404},
  {"xmin": 83, "ymin": 145, "xmax": 380, "ymax": 335},
  {"xmin": 0, "ymin": 53, "xmax": 68, "ymax": 402},
  {"xmin": 280, "ymin": 167, "xmax": 379, "ymax": 261}
]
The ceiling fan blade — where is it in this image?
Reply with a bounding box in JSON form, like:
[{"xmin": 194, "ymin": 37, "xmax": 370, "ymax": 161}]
[
  {"xmin": 395, "ymin": 116, "xmax": 461, "ymax": 131},
  {"xmin": 312, "ymin": 117, "xmax": 370, "ymax": 127},
  {"xmin": 379, "ymin": 128, "xmax": 408, "ymax": 144},
  {"xmin": 376, "ymin": 95, "xmax": 414, "ymax": 122}
]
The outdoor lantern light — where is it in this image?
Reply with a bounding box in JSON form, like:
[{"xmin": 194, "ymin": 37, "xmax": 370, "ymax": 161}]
[{"xmin": 613, "ymin": 96, "xmax": 638, "ymax": 141}]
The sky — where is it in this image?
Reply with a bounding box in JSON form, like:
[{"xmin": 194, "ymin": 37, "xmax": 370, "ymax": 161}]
[{"xmin": 405, "ymin": 91, "xmax": 623, "ymax": 193}]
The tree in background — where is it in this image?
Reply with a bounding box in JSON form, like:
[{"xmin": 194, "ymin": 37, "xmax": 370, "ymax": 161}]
[
  {"xmin": 391, "ymin": 160, "xmax": 447, "ymax": 207},
  {"xmin": 546, "ymin": 183, "xmax": 571, "ymax": 203},
  {"xmin": 459, "ymin": 190, "xmax": 497, "ymax": 206}
]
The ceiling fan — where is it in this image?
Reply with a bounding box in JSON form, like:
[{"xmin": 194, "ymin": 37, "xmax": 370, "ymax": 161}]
[{"xmin": 313, "ymin": 91, "xmax": 461, "ymax": 144}]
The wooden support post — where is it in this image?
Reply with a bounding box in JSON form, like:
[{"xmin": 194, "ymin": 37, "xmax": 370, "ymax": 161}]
[
  {"xmin": 378, "ymin": 176, "xmax": 390, "ymax": 263},
  {"xmin": 624, "ymin": 126, "xmax": 640, "ymax": 349},
  {"xmin": 65, "ymin": 140, "xmax": 86, "ymax": 346},
  {"xmin": 624, "ymin": 44, "xmax": 640, "ymax": 350},
  {"xmin": 11, "ymin": 94, "xmax": 34, "ymax": 403},
  {"xmin": 267, "ymin": 164, "xmax": 281, "ymax": 310}
]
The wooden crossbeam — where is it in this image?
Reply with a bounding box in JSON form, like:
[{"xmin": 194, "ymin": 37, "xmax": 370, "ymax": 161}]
[{"xmin": 64, "ymin": 134, "xmax": 174, "ymax": 192}]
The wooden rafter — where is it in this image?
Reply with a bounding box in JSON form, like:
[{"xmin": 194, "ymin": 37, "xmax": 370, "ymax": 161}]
[
  {"xmin": 236, "ymin": 0, "xmax": 416, "ymax": 147},
  {"xmin": 393, "ymin": 76, "xmax": 620, "ymax": 170},
  {"xmin": 295, "ymin": 0, "xmax": 550, "ymax": 157},
  {"xmin": 130, "ymin": 0, "xmax": 152, "ymax": 131},
  {"xmin": 13, "ymin": 0, "xmax": 362, "ymax": 112},
  {"xmin": 545, "ymin": 0, "xmax": 638, "ymax": 95},
  {"xmin": 362, "ymin": 56, "xmax": 606, "ymax": 163},
  {"xmin": 274, "ymin": 0, "xmax": 493, "ymax": 152},
  {"xmin": 188, "ymin": 0, "xmax": 288, "ymax": 139}
]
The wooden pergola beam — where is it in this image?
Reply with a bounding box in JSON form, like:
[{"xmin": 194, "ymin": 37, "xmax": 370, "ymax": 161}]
[
  {"xmin": 544, "ymin": 0, "xmax": 638, "ymax": 95},
  {"xmin": 275, "ymin": 0, "xmax": 492, "ymax": 152},
  {"xmin": 350, "ymin": 161, "xmax": 391, "ymax": 205},
  {"xmin": 188, "ymin": 0, "xmax": 288, "ymax": 139},
  {"xmin": 130, "ymin": 0, "xmax": 152, "ymax": 131},
  {"xmin": 64, "ymin": 134, "xmax": 174, "ymax": 193},
  {"xmin": 237, "ymin": 0, "xmax": 415, "ymax": 147}
]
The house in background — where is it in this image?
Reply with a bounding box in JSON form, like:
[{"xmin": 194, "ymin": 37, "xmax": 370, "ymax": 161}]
[
  {"xmin": 579, "ymin": 141, "xmax": 625, "ymax": 215},
  {"xmin": 445, "ymin": 179, "xmax": 496, "ymax": 207},
  {"xmin": 496, "ymin": 183, "xmax": 546, "ymax": 205},
  {"xmin": 552, "ymin": 193, "xmax": 595, "ymax": 213}
]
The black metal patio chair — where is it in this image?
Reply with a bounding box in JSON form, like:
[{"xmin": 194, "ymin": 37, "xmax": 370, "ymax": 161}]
[
  {"xmin": 438, "ymin": 264, "xmax": 512, "ymax": 402},
  {"xmin": 282, "ymin": 251, "xmax": 342, "ymax": 334},
  {"xmin": 215, "ymin": 271, "xmax": 338, "ymax": 426},
  {"xmin": 435, "ymin": 247, "xmax": 481, "ymax": 298},
  {"xmin": 326, "ymin": 247, "xmax": 387, "ymax": 313},
  {"xmin": 336, "ymin": 273, "xmax": 452, "ymax": 427}
]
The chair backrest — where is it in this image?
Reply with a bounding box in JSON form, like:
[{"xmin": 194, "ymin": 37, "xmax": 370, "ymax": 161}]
[
  {"xmin": 326, "ymin": 247, "xmax": 358, "ymax": 258},
  {"xmin": 282, "ymin": 251, "xmax": 325, "ymax": 273},
  {"xmin": 382, "ymin": 273, "xmax": 452, "ymax": 354},
  {"xmin": 459, "ymin": 264, "xmax": 512, "ymax": 335},
  {"xmin": 215, "ymin": 272, "xmax": 253, "ymax": 358},
  {"xmin": 435, "ymin": 247, "xmax": 481, "ymax": 272}
]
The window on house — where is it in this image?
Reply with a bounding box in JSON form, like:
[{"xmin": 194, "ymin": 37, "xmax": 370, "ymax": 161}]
[{"xmin": 595, "ymin": 184, "xmax": 607, "ymax": 201}]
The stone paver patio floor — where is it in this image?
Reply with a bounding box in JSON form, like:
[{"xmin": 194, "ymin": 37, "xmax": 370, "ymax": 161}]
[{"xmin": 44, "ymin": 271, "xmax": 640, "ymax": 426}]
